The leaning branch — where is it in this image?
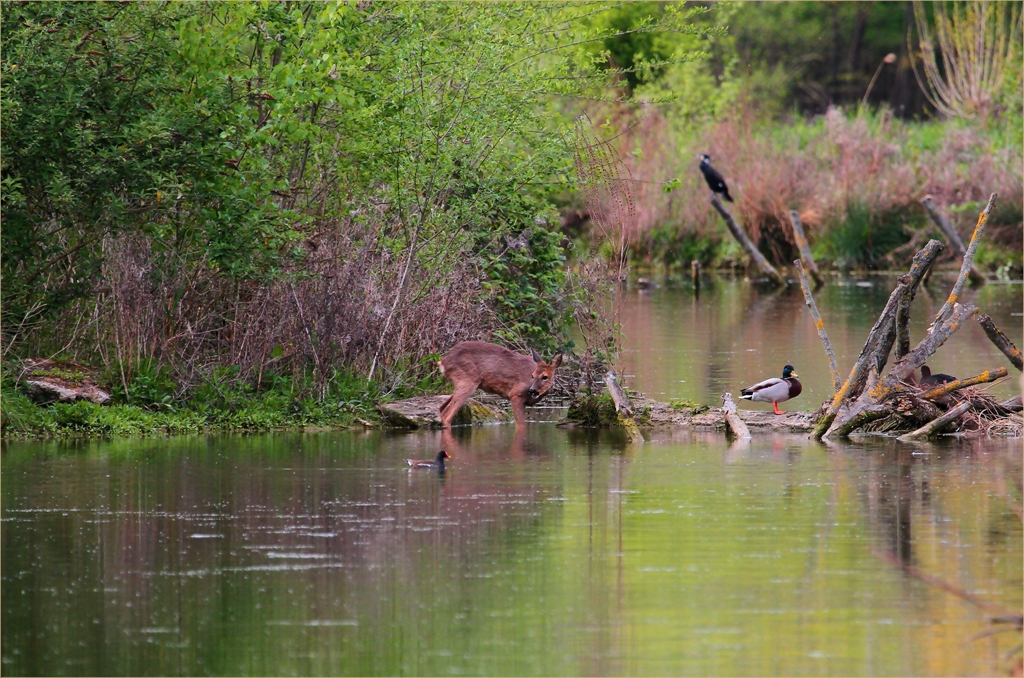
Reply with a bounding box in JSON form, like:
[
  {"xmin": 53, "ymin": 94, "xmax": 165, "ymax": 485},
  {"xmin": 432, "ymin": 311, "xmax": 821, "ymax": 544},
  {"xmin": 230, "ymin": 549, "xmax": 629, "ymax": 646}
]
[
  {"xmin": 794, "ymin": 260, "xmax": 840, "ymax": 391},
  {"xmin": 929, "ymin": 193, "xmax": 996, "ymax": 330},
  {"xmin": 976, "ymin": 313, "xmax": 1023, "ymax": 372},
  {"xmin": 710, "ymin": 196, "xmax": 785, "ymax": 286},
  {"xmin": 920, "ymin": 195, "xmax": 985, "ymax": 285},
  {"xmin": 921, "ymin": 367, "xmax": 1008, "ymax": 400},
  {"xmin": 789, "ymin": 211, "xmax": 823, "ymax": 286}
]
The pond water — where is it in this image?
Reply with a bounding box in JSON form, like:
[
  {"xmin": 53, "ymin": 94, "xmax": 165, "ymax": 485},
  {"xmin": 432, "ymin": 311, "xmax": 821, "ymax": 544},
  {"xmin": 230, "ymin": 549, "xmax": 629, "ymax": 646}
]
[
  {"xmin": 2, "ymin": 275, "xmax": 1022, "ymax": 677},
  {"xmin": 617, "ymin": 271, "xmax": 1022, "ymax": 406}
]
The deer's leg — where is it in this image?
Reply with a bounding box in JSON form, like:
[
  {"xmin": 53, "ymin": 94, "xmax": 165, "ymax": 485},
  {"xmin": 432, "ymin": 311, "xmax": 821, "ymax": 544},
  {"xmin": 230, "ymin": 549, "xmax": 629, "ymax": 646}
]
[
  {"xmin": 440, "ymin": 381, "xmax": 478, "ymax": 428},
  {"xmin": 510, "ymin": 395, "xmax": 528, "ymax": 429},
  {"xmin": 438, "ymin": 394, "xmax": 454, "ymax": 419}
]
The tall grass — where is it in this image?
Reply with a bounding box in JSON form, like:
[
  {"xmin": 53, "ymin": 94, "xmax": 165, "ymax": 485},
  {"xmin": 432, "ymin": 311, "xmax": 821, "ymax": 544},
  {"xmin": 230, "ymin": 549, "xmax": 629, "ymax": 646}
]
[{"xmin": 607, "ymin": 103, "xmax": 1022, "ymax": 271}]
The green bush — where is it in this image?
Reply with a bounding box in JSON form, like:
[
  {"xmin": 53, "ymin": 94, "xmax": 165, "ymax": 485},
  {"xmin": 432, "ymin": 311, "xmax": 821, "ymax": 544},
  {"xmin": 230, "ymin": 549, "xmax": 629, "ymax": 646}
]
[{"xmin": 815, "ymin": 203, "xmax": 920, "ymax": 270}]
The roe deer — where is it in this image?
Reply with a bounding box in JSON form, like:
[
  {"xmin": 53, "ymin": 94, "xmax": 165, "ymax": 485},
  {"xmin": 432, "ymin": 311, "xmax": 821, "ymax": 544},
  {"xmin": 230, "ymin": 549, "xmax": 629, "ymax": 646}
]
[{"xmin": 438, "ymin": 341, "xmax": 563, "ymax": 429}]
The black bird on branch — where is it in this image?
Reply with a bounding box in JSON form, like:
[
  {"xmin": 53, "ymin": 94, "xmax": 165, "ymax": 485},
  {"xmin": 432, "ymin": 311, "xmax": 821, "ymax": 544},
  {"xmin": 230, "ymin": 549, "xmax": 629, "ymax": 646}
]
[{"xmin": 698, "ymin": 154, "xmax": 733, "ymax": 202}]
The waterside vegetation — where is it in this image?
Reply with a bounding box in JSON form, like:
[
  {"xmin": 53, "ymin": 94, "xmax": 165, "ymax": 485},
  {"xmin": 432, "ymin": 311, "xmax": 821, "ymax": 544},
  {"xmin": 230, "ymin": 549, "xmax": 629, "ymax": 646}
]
[{"xmin": 2, "ymin": 2, "xmax": 1021, "ymax": 439}]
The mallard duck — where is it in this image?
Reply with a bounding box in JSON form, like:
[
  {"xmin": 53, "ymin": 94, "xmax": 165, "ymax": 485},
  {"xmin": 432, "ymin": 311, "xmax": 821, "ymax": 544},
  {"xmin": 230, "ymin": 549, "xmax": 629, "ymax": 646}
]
[
  {"xmin": 919, "ymin": 365, "xmax": 956, "ymax": 388},
  {"xmin": 406, "ymin": 450, "xmax": 450, "ymax": 470},
  {"xmin": 740, "ymin": 364, "xmax": 802, "ymax": 414}
]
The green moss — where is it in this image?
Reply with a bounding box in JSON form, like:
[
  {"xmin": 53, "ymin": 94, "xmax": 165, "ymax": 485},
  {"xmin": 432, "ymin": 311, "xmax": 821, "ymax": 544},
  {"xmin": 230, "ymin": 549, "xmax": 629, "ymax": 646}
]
[
  {"xmin": 566, "ymin": 391, "xmax": 620, "ymax": 427},
  {"xmin": 35, "ymin": 366, "xmax": 88, "ymax": 384},
  {"xmin": 669, "ymin": 399, "xmax": 709, "ymax": 414}
]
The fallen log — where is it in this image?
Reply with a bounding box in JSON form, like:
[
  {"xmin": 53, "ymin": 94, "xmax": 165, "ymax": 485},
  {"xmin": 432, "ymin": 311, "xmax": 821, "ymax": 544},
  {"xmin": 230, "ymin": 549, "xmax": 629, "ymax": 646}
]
[
  {"xmin": 710, "ymin": 195, "xmax": 785, "ymax": 286},
  {"xmin": 795, "ymin": 260, "xmax": 840, "ymax": 391},
  {"xmin": 976, "ymin": 314, "xmax": 1023, "ymax": 372},
  {"xmin": 898, "ymin": 400, "xmax": 973, "ymax": 441},
  {"xmin": 813, "ymin": 240, "xmax": 944, "ymax": 438},
  {"xmin": 605, "ymin": 371, "xmax": 644, "ymax": 444},
  {"xmin": 921, "ymin": 367, "xmax": 1008, "ymax": 400},
  {"xmin": 929, "ymin": 193, "xmax": 996, "ymax": 330},
  {"xmin": 789, "ymin": 210, "xmax": 824, "ymax": 286},
  {"xmin": 920, "ymin": 195, "xmax": 985, "ymax": 285},
  {"xmin": 721, "ymin": 392, "xmax": 751, "ymax": 439},
  {"xmin": 824, "ymin": 302, "xmax": 978, "ymax": 439}
]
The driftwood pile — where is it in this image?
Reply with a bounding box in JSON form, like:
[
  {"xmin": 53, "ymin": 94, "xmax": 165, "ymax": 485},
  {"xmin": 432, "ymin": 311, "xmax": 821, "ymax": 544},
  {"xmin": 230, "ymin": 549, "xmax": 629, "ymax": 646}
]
[{"xmin": 798, "ymin": 193, "xmax": 1023, "ymax": 440}]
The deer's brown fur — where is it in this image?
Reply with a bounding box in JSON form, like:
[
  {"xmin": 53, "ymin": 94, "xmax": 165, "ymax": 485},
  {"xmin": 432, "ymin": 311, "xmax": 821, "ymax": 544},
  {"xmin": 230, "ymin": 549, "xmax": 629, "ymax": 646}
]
[{"xmin": 438, "ymin": 341, "xmax": 562, "ymax": 429}]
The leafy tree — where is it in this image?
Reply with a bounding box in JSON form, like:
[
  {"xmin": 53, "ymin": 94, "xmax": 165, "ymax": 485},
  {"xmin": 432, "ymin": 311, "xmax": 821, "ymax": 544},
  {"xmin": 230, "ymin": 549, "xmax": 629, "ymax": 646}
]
[{"xmin": 1, "ymin": 2, "xmax": 299, "ymax": 334}]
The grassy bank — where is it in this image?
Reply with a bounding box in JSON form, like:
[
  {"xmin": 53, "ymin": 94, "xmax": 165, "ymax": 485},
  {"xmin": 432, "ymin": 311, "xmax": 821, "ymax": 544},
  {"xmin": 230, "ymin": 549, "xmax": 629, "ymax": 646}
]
[{"xmin": 0, "ymin": 362, "xmax": 447, "ymax": 438}]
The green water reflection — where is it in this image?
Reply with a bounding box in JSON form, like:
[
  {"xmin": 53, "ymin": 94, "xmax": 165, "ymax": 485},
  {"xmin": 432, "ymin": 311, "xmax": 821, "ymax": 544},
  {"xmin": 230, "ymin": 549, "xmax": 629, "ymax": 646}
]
[
  {"xmin": 617, "ymin": 273, "xmax": 1023, "ymax": 406},
  {"xmin": 3, "ymin": 426, "xmax": 1020, "ymax": 676}
]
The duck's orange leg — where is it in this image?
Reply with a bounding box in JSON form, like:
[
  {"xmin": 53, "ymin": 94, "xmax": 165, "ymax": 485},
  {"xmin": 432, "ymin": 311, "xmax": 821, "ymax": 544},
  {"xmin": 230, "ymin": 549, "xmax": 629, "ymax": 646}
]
[{"xmin": 772, "ymin": 402, "xmax": 785, "ymax": 415}]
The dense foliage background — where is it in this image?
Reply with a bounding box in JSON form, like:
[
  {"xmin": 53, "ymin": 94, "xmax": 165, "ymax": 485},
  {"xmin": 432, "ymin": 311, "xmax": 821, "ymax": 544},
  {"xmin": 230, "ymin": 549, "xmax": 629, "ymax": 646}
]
[{"xmin": 2, "ymin": 1, "xmax": 1021, "ymax": 435}]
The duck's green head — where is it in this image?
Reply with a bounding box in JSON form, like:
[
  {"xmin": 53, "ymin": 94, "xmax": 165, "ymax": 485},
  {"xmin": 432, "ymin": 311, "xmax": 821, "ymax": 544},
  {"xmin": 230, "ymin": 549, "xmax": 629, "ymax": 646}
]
[{"xmin": 782, "ymin": 364, "xmax": 798, "ymax": 379}]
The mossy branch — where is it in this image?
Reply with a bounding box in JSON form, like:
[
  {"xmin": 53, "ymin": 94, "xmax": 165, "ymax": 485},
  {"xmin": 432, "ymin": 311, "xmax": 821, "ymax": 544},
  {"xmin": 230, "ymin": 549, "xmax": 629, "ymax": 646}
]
[{"xmin": 921, "ymin": 367, "xmax": 1008, "ymax": 400}]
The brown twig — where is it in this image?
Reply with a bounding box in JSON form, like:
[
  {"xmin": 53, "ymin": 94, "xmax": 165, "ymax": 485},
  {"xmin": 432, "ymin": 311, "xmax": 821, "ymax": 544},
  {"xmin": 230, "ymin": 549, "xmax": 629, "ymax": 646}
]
[
  {"xmin": 824, "ymin": 302, "xmax": 978, "ymax": 438},
  {"xmin": 794, "ymin": 260, "xmax": 840, "ymax": 391}
]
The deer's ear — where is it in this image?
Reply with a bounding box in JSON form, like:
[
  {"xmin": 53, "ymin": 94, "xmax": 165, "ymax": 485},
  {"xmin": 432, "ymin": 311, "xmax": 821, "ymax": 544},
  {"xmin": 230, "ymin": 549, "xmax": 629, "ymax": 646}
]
[
  {"xmin": 551, "ymin": 353, "xmax": 563, "ymax": 368},
  {"xmin": 530, "ymin": 347, "xmax": 542, "ymax": 363}
]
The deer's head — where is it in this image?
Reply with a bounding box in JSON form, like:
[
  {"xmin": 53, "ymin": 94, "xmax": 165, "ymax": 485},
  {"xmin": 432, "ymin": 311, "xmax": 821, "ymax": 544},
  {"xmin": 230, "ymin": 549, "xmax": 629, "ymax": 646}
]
[{"xmin": 527, "ymin": 348, "xmax": 563, "ymax": 404}]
